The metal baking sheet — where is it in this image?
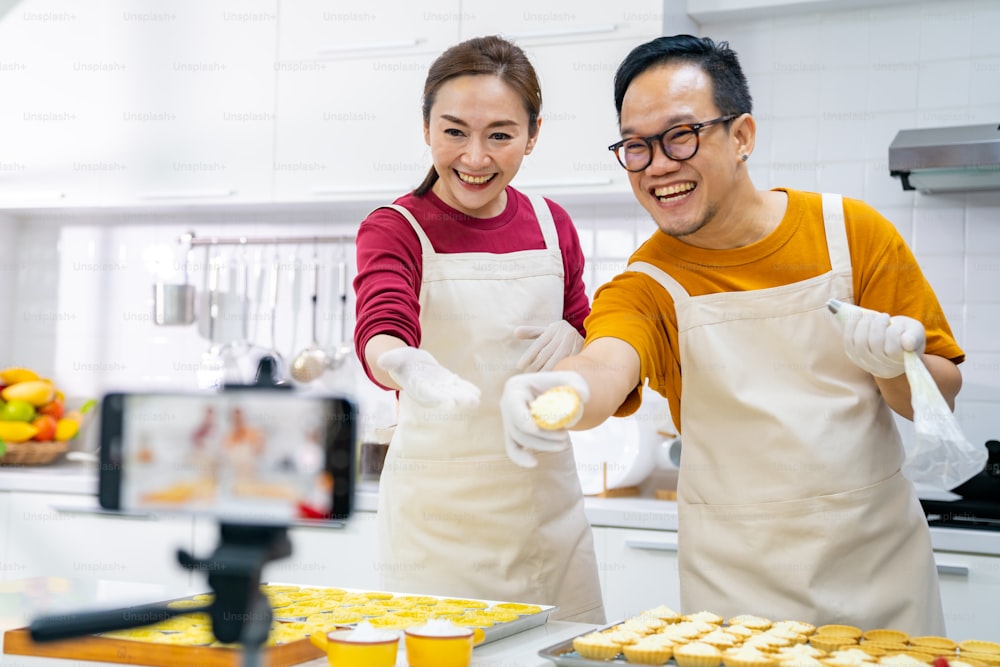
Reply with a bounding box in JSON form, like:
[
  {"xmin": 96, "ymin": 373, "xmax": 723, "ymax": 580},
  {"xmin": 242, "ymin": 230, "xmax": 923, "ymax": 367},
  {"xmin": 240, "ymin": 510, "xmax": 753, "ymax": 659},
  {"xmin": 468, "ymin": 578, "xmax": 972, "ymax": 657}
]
[
  {"xmin": 264, "ymin": 584, "xmax": 556, "ymax": 646},
  {"xmin": 539, "ymin": 624, "xmax": 644, "ymax": 666}
]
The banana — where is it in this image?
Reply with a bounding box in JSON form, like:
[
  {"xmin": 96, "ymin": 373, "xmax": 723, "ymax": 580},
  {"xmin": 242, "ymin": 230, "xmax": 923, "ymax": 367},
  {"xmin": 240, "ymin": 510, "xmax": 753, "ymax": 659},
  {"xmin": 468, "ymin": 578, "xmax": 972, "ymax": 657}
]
[
  {"xmin": 0, "ymin": 367, "xmax": 40, "ymax": 385},
  {"xmin": 0, "ymin": 421, "xmax": 40, "ymax": 443},
  {"xmin": 1, "ymin": 380, "xmax": 56, "ymax": 407}
]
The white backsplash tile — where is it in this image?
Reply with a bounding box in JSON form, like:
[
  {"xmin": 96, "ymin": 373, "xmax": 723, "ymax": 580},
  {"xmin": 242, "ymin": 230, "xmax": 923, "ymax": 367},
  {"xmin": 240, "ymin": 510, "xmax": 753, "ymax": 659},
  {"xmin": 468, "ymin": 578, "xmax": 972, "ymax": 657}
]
[{"xmin": 913, "ymin": 205, "xmax": 966, "ymax": 255}]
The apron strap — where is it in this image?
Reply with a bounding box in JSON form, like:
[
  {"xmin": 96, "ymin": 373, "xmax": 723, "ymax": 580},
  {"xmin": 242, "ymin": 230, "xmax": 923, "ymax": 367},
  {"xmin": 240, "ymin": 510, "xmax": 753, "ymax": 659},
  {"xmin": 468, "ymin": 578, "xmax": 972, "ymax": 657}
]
[
  {"xmin": 373, "ymin": 204, "xmax": 436, "ymax": 256},
  {"xmin": 821, "ymin": 193, "xmax": 852, "ymax": 280},
  {"xmin": 626, "ymin": 260, "xmax": 691, "ymax": 303},
  {"xmin": 525, "ymin": 194, "xmax": 560, "ymax": 250}
]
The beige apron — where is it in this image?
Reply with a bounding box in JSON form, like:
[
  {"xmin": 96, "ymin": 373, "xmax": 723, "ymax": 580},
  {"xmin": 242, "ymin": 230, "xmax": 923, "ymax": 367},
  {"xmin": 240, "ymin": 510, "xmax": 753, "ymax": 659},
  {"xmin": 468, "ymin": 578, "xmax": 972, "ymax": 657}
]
[
  {"xmin": 628, "ymin": 193, "xmax": 944, "ymax": 634},
  {"xmin": 375, "ymin": 195, "xmax": 604, "ymax": 623}
]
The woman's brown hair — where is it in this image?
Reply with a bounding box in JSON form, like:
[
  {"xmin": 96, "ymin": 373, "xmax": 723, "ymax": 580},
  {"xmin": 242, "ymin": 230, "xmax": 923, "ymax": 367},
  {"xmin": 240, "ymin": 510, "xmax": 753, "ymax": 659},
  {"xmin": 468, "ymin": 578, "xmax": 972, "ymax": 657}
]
[{"xmin": 414, "ymin": 35, "xmax": 542, "ymax": 196}]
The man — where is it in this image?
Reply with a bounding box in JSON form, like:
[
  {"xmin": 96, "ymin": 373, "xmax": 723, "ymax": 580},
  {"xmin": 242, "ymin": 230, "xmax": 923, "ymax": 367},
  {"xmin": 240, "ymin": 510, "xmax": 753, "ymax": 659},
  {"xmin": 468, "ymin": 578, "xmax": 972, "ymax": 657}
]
[{"xmin": 500, "ymin": 35, "xmax": 964, "ymax": 634}]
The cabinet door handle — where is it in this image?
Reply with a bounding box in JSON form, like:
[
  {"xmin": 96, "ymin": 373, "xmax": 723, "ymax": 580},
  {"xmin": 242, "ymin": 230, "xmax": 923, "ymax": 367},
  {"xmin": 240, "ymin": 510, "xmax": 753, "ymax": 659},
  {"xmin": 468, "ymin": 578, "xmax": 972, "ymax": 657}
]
[
  {"xmin": 936, "ymin": 563, "xmax": 970, "ymax": 577},
  {"xmin": 137, "ymin": 190, "xmax": 236, "ymax": 200},
  {"xmin": 625, "ymin": 538, "xmax": 678, "ymax": 553},
  {"xmin": 50, "ymin": 504, "xmax": 155, "ymax": 520}
]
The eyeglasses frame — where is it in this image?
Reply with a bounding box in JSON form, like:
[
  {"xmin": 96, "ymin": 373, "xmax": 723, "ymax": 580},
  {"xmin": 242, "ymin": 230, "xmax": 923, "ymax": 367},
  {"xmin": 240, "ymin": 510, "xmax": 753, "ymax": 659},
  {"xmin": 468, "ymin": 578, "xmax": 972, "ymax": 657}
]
[{"xmin": 608, "ymin": 114, "xmax": 740, "ymax": 172}]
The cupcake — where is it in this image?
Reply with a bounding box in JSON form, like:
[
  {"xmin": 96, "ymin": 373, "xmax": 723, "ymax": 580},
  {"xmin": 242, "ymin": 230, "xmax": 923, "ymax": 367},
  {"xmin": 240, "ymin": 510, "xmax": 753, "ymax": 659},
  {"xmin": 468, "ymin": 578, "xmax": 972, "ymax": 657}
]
[
  {"xmin": 674, "ymin": 641, "xmax": 724, "ymax": 667},
  {"xmin": 573, "ymin": 631, "xmax": 623, "ymax": 660}
]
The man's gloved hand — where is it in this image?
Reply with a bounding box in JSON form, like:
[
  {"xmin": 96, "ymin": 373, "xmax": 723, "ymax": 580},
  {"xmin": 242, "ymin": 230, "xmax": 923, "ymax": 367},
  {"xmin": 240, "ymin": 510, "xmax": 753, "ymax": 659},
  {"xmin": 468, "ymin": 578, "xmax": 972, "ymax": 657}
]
[
  {"xmin": 829, "ymin": 299, "xmax": 926, "ymax": 379},
  {"xmin": 500, "ymin": 370, "xmax": 590, "ymax": 468},
  {"xmin": 376, "ymin": 347, "xmax": 481, "ymax": 410},
  {"xmin": 514, "ymin": 321, "xmax": 584, "ymax": 372}
]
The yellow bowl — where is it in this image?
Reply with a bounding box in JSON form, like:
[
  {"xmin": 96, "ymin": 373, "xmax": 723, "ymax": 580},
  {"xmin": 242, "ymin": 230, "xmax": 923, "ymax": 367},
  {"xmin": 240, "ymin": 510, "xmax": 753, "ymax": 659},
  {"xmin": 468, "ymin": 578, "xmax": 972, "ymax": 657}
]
[
  {"xmin": 308, "ymin": 628, "xmax": 398, "ymax": 667},
  {"xmin": 404, "ymin": 626, "xmax": 485, "ymax": 667}
]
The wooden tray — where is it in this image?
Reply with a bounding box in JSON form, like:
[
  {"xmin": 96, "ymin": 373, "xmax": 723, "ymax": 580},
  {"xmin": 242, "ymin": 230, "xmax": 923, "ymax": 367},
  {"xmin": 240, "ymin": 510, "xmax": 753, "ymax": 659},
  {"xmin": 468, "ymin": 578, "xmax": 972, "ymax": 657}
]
[{"xmin": 2, "ymin": 627, "xmax": 323, "ymax": 667}]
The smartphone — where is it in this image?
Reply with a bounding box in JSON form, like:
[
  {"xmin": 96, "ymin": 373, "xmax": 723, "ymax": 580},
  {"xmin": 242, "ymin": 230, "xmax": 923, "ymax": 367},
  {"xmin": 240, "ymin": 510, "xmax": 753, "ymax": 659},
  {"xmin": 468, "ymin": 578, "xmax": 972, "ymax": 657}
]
[{"xmin": 98, "ymin": 389, "xmax": 355, "ymax": 524}]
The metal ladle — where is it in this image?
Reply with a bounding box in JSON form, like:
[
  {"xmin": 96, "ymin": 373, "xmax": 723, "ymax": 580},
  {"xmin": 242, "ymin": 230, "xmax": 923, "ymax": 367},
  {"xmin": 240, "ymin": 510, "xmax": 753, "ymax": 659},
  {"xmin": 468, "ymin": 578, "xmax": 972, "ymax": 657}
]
[{"xmin": 290, "ymin": 258, "xmax": 333, "ymax": 383}]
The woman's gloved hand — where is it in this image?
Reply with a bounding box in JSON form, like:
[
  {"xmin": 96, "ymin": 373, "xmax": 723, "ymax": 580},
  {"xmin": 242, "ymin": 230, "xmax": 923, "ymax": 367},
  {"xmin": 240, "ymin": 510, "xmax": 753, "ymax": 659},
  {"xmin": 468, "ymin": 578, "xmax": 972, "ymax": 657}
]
[
  {"xmin": 500, "ymin": 370, "xmax": 589, "ymax": 468},
  {"xmin": 829, "ymin": 299, "xmax": 926, "ymax": 379},
  {"xmin": 514, "ymin": 321, "xmax": 584, "ymax": 372},
  {"xmin": 376, "ymin": 347, "xmax": 481, "ymax": 410}
]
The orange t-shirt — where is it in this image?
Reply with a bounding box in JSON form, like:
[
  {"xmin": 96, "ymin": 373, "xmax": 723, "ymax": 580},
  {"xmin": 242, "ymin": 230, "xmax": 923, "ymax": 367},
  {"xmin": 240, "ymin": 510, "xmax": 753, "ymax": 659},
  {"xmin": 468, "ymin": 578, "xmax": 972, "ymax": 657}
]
[{"xmin": 584, "ymin": 188, "xmax": 965, "ymax": 431}]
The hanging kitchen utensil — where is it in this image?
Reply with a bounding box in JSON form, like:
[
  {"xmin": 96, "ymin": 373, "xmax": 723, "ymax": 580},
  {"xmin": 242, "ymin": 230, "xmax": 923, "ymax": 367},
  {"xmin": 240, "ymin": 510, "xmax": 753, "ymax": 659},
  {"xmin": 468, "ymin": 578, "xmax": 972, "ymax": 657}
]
[
  {"xmin": 262, "ymin": 248, "xmax": 288, "ymax": 381},
  {"xmin": 290, "ymin": 255, "xmax": 333, "ymax": 383},
  {"xmin": 327, "ymin": 257, "xmax": 352, "ymax": 370},
  {"xmin": 152, "ymin": 234, "xmax": 196, "ymax": 326},
  {"xmin": 196, "ymin": 256, "xmax": 228, "ymax": 389}
]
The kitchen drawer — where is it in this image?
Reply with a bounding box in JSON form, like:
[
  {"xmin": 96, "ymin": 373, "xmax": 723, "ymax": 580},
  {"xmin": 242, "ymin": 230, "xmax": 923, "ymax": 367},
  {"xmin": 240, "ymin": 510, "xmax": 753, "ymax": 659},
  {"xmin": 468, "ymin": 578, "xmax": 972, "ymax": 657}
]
[
  {"xmin": 597, "ymin": 526, "xmax": 681, "ymax": 621},
  {"xmin": 1, "ymin": 492, "xmax": 195, "ymax": 589},
  {"xmin": 934, "ymin": 550, "xmax": 1000, "ymax": 641}
]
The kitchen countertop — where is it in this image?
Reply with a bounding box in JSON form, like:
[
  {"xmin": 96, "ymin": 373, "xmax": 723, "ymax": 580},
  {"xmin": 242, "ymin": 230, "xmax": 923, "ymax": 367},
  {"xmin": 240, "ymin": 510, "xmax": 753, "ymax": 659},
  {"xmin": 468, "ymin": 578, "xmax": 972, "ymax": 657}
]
[
  {"xmin": 3, "ymin": 461, "xmax": 1000, "ymax": 556},
  {"xmin": 0, "ymin": 577, "xmax": 594, "ymax": 667}
]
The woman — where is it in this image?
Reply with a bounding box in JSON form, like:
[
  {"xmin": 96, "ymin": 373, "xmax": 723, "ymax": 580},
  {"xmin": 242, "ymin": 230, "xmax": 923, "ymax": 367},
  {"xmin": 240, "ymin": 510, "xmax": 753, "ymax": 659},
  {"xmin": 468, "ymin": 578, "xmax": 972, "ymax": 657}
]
[{"xmin": 353, "ymin": 35, "xmax": 604, "ymax": 623}]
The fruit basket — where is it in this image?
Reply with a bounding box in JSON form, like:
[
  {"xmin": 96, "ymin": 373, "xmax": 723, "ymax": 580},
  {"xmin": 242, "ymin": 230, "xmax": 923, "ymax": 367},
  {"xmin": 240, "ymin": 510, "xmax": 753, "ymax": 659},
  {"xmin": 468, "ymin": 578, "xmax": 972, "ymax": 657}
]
[{"xmin": 0, "ymin": 366, "xmax": 95, "ymax": 466}]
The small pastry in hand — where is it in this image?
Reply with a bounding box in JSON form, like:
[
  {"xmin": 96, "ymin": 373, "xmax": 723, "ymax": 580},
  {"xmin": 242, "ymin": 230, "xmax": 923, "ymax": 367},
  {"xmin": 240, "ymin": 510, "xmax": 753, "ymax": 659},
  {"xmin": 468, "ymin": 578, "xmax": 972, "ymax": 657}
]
[{"xmin": 529, "ymin": 385, "xmax": 582, "ymax": 430}]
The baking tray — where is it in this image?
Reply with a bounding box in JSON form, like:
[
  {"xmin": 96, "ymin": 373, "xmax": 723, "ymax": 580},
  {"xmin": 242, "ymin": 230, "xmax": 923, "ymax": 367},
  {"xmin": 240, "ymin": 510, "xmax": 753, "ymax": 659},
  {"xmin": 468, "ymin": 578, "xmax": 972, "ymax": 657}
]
[
  {"xmin": 538, "ymin": 623, "xmax": 650, "ymax": 666},
  {"xmin": 263, "ymin": 583, "xmax": 557, "ymax": 646}
]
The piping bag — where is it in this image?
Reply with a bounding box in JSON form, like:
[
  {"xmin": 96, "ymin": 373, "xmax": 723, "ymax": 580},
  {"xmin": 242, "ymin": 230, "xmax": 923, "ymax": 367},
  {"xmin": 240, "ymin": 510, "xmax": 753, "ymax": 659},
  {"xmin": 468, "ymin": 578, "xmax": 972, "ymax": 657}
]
[{"xmin": 828, "ymin": 299, "xmax": 987, "ymax": 489}]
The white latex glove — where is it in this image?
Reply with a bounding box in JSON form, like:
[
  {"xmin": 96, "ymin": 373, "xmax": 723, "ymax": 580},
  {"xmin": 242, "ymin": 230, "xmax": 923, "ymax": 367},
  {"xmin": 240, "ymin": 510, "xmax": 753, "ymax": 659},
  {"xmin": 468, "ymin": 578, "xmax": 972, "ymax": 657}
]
[
  {"xmin": 500, "ymin": 370, "xmax": 590, "ymax": 468},
  {"xmin": 829, "ymin": 299, "xmax": 926, "ymax": 379},
  {"xmin": 514, "ymin": 321, "xmax": 585, "ymax": 372},
  {"xmin": 376, "ymin": 347, "xmax": 481, "ymax": 410}
]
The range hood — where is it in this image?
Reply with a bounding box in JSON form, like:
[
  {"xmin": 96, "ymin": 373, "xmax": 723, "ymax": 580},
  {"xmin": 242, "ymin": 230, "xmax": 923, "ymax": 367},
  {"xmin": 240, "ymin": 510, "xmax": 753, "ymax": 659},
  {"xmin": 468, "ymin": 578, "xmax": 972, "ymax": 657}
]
[{"xmin": 888, "ymin": 123, "xmax": 1000, "ymax": 194}]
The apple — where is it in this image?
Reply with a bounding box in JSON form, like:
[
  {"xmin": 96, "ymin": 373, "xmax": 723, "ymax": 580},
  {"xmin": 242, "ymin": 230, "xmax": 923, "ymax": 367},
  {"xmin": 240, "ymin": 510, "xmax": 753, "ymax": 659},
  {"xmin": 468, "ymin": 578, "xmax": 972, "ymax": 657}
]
[
  {"xmin": 38, "ymin": 398, "xmax": 65, "ymax": 420},
  {"xmin": 31, "ymin": 415, "xmax": 57, "ymax": 442}
]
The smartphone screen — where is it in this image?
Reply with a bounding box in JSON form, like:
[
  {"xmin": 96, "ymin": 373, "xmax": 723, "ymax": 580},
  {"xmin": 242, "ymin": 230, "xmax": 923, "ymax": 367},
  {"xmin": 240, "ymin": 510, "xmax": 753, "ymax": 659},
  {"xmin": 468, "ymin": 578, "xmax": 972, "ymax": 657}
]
[{"xmin": 99, "ymin": 390, "xmax": 355, "ymax": 524}]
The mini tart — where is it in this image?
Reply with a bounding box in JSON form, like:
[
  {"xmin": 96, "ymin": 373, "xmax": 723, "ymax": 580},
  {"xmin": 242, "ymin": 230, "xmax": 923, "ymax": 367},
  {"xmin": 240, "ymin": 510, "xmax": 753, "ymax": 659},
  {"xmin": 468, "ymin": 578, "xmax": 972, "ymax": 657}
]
[
  {"xmin": 490, "ymin": 602, "xmax": 543, "ymax": 615},
  {"xmin": 829, "ymin": 648, "xmax": 878, "ymax": 663},
  {"xmin": 960, "ymin": 642, "xmax": 1000, "ymax": 657},
  {"xmin": 367, "ymin": 613, "xmax": 422, "ymax": 629},
  {"xmin": 779, "ymin": 656, "xmax": 827, "ymax": 667},
  {"xmin": 817, "ymin": 626, "xmax": 863, "ymax": 641},
  {"xmin": 863, "ymin": 630, "xmax": 910, "ymax": 645},
  {"xmin": 573, "ymin": 631, "xmax": 623, "ymax": 660},
  {"xmin": 645, "ymin": 604, "xmax": 683, "ymax": 623},
  {"xmin": 393, "ymin": 595, "xmax": 439, "ymax": 606},
  {"xmin": 724, "ymin": 647, "xmax": 778, "ymax": 667},
  {"xmin": 442, "ymin": 598, "xmax": 489, "ymax": 609},
  {"xmin": 774, "ymin": 621, "xmax": 817, "ymax": 637},
  {"xmin": 908, "ymin": 636, "xmax": 957, "ymax": 653},
  {"xmin": 701, "ymin": 629, "xmax": 738, "ymax": 649},
  {"xmin": 166, "ymin": 599, "xmax": 207, "ymax": 610},
  {"xmin": 625, "ymin": 637, "xmax": 675, "ymax": 665},
  {"xmin": 685, "ymin": 611, "xmax": 725, "ymax": 625},
  {"xmin": 779, "ymin": 644, "xmax": 828, "ymax": 660},
  {"xmin": 730, "ymin": 616, "xmax": 774, "ymax": 632},
  {"xmin": 529, "ymin": 385, "xmax": 582, "ymax": 430},
  {"xmin": 674, "ymin": 641, "xmax": 724, "ymax": 667},
  {"xmin": 961, "ymin": 653, "xmax": 1000, "ymax": 667},
  {"xmin": 878, "ymin": 655, "xmax": 931, "ymax": 667},
  {"xmin": 726, "ymin": 625, "xmax": 758, "ymax": 641},
  {"xmin": 811, "ymin": 634, "xmax": 858, "ymax": 652}
]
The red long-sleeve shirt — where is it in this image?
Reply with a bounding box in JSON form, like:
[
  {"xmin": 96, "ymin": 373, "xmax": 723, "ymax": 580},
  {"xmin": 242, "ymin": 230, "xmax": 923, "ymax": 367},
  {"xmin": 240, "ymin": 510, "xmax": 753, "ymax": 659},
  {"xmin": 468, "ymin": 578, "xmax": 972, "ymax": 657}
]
[{"xmin": 354, "ymin": 186, "xmax": 590, "ymax": 387}]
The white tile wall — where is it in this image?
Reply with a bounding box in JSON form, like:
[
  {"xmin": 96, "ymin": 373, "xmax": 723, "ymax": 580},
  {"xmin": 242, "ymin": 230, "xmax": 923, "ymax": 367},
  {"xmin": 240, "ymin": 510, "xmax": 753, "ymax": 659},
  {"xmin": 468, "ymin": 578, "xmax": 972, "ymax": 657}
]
[{"xmin": 2, "ymin": 0, "xmax": 1000, "ymax": 453}]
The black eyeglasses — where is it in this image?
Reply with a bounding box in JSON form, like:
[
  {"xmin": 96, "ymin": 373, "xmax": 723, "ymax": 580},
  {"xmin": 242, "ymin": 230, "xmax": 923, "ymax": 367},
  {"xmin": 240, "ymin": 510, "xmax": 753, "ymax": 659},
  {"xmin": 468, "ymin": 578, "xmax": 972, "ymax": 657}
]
[{"xmin": 608, "ymin": 114, "xmax": 739, "ymax": 172}]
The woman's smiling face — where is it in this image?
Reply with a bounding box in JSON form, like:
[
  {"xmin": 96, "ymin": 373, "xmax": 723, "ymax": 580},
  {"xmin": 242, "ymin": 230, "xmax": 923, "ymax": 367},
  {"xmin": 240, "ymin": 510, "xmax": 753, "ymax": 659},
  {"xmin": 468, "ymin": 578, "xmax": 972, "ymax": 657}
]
[{"xmin": 424, "ymin": 74, "xmax": 539, "ymax": 219}]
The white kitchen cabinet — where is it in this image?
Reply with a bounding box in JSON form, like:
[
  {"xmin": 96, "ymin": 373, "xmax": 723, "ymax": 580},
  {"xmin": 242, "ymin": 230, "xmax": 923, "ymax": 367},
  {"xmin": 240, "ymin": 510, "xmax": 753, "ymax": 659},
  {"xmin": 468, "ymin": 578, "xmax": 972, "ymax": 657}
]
[
  {"xmin": 193, "ymin": 511, "xmax": 381, "ymax": 591},
  {"xmin": 1, "ymin": 492, "xmax": 195, "ymax": 589},
  {"xmin": 597, "ymin": 526, "xmax": 681, "ymax": 621},
  {"xmin": 276, "ymin": 0, "xmax": 460, "ymax": 63},
  {"xmin": 271, "ymin": 53, "xmax": 434, "ymax": 201},
  {"xmin": 0, "ymin": 0, "xmax": 277, "ymax": 208},
  {"xmin": 934, "ymin": 550, "xmax": 1000, "ymax": 642},
  {"xmin": 459, "ymin": 1, "xmax": 665, "ymax": 44}
]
